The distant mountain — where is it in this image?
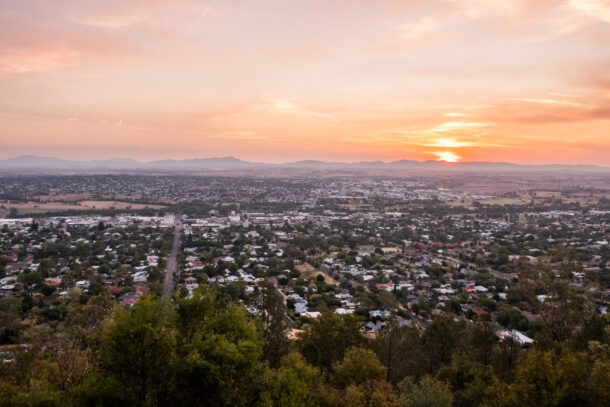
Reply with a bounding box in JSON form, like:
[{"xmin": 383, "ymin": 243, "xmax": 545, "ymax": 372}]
[
  {"xmin": 1, "ymin": 155, "xmax": 74, "ymax": 168},
  {"xmin": 0, "ymin": 155, "xmax": 142, "ymax": 169},
  {"xmin": 146, "ymin": 156, "xmax": 256, "ymax": 168},
  {"xmin": 0, "ymin": 155, "xmax": 607, "ymax": 171}
]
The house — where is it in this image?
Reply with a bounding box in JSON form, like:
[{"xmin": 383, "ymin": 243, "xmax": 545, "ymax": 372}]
[
  {"xmin": 44, "ymin": 277, "xmax": 62, "ymax": 286},
  {"xmin": 375, "ymin": 283, "xmax": 394, "ymax": 292},
  {"xmin": 497, "ymin": 330, "xmax": 533, "ymax": 345}
]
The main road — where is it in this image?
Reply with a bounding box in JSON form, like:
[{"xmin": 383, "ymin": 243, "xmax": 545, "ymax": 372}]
[{"xmin": 163, "ymin": 214, "xmax": 182, "ymax": 296}]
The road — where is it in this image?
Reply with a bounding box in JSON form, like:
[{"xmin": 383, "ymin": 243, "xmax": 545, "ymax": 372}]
[{"xmin": 163, "ymin": 215, "xmax": 182, "ymax": 296}]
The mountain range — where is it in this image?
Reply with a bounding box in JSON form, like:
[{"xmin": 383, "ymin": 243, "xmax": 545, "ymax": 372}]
[{"xmin": 0, "ymin": 155, "xmax": 607, "ymax": 171}]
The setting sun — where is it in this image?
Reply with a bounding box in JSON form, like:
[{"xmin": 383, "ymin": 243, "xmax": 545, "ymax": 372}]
[{"xmin": 433, "ymin": 151, "xmax": 461, "ymax": 163}]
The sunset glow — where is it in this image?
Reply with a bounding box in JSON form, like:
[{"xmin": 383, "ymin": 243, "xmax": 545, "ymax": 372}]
[
  {"xmin": 433, "ymin": 151, "xmax": 461, "ymax": 163},
  {"xmin": 1, "ymin": 0, "xmax": 609, "ymax": 165}
]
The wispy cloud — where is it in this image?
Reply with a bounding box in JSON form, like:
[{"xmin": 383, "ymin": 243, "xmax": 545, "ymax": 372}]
[
  {"xmin": 69, "ymin": 14, "xmax": 149, "ymax": 29},
  {"xmin": 262, "ymin": 98, "xmax": 337, "ymax": 120},
  {"xmin": 426, "ymin": 138, "xmax": 474, "ymax": 148},
  {"xmin": 0, "ymin": 48, "xmax": 78, "ymax": 73},
  {"xmin": 195, "ymin": 3, "xmax": 214, "ymax": 24},
  {"xmin": 399, "ymin": 15, "xmax": 444, "ymax": 39},
  {"xmin": 569, "ymin": 0, "xmax": 610, "ymax": 23},
  {"xmin": 510, "ymin": 98, "xmax": 586, "ymax": 107},
  {"xmin": 431, "ymin": 121, "xmax": 494, "ymax": 133},
  {"xmin": 549, "ymin": 92, "xmax": 584, "ymax": 98},
  {"xmin": 212, "ymin": 131, "xmax": 270, "ymax": 141}
]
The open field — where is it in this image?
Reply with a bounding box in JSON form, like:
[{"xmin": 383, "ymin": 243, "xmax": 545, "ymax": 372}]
[
  {"xmin": 79, "ymin": 201, "xmax": 165, "ymax": 210},
  {"xmin": 447, "ymin": 196, "xmax": 530, "ymax": 208},
  {"xmin": 296, "ymin": 263, "xmax": 338, "ymax": 285},
  {"xmin": 0, "ymin": 200, "xmax": 166, "ymax": 215},
  {"xmin": 33, "ymin": 194, "xmax": 92, "ymax": 202}
]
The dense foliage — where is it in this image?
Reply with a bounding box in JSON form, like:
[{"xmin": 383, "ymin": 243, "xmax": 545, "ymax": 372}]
[{"xmin": 0, "ymin": 283, "xmax": 608, "ymax": 407}]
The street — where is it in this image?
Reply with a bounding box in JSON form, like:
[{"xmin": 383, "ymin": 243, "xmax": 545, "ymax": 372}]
[{"xmin": 162, "ymin": 214, "xmax": 182, "ymax": 296}]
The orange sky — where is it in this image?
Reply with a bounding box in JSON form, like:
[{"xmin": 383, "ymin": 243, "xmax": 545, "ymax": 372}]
[{"xmin": 1, "ymin": 0, "xmax": 609, "ymax": 164}]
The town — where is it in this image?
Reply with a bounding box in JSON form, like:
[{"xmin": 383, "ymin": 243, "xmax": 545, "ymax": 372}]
[{"xmin": 2, "ymin": 172, "xmax": 608, "ymax": 347}]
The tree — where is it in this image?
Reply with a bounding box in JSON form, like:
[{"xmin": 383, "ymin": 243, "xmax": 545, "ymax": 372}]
[
  {"xmin": 15, "ymin": 379, "xmax": 62, "ymax": 407},
  {"xmin": 588, "ymin": 342, "xmax": 610, "ymax": 407},
  {"xmin": 98, "ymin": 295, "xmax": 174, "ymax": 404},
  {"xmin": 537, "ymin": 281, "xmax": 589, "ymax": 342},
  {"xmin": 437, "ymin": 355, "xmax": 499, "ymax": 407},
  {"xmin": 399, "ymin": 376, "xmax": 453, "ymax": 407},
  {"xmin": 332, "ymin": 347, "xmax": 386, "ymax": 388},
  {"xmin": 172, "ymin": 288, "xmax": 268, "ymax": 407},
  {"xmin": 374, "ymin": 323, "xmax": 422, "ymax": 383},
  {"xmin": 421, "ymin": 317, "xmax": 464, "ymax": 374},
  {"xmin": 250, "ymin": 282, "xmax": 290, "ymax": 368},
  {"xmin": 298, "ymin": 312, "xmax": 365, "ymax": 369},
  {"xmin": 504, "ymin": 347, "xmax": 590, "ymax": 407},
  {"xmin": 344, "ymin": 380, "xmax": 399, "ymax": 407},
  {"xmin": 40, "ymin": 285, "xmax": 56, "ymax": 297},
  {"xmin": 463, "ymin": 323, "xmax": 498, "ymax": 367},
  {"xmin": 70, "ymin": 373, "xmax": 134, "ymax": 407},
  {"xmin": 267, "ymin": 353, "xmax": 325, "ymax": 407}
]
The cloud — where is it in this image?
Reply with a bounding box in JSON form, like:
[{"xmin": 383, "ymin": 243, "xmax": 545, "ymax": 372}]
[
  {"xmin": 426, "ymin": 138, "xmax": 474, "ymax": 148},
  {"xmin": 0, "ymin": 48, "xmax": 78, "ymax": 73},
  {"xmin": 569, "ymin": 0, "xmax": 610, "ymax": 23},
  {"xmin": 410, "ymin": 136, "xmax": 505, "ymax": 149},
  {"xmin": 509, "ymin": 98, "xmax": 586, "ymax": 107},
  {"xmin": 69, "ymin": 14, "xmax": 149, "ymax": 29},
  {"xmin": 262, "ymin": 98, "xmax": 336, "ymax": 120},
  {"xmin": 399, "ymin": 15, "xmax": 445, "ymax": 39},
  {"xmin": 212, "ymin": 131, "xmax": 270, "ymax": 141},
  {"xmin": 549, "ymin": 92, "xmax": 584, "ymax": 98},
  {"xmin": 447, "ymin": 0, "xmax": 525, "ymax": 18},
  {"xmin": 271, "ymin": 99, "xmax": 297, "ymax": 111},
  {"xmin": 431, "ymin": 121, "xmax": 494, "ymax": 132}
]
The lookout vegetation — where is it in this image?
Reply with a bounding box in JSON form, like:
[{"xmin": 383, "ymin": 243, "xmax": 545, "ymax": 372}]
[{"xmin": 0, "ymin": 283, "xmax": 609, "ymax": 407}]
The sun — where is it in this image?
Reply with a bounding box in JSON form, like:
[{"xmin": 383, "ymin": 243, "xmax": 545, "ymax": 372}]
[{"xmin": 433, "ymin": 151, "xmax": 461, "ymax": 162}]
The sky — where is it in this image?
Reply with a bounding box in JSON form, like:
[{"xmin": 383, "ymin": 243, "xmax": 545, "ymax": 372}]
[{"xmin": 1, "ymin": 0, "xmax": 609, "ymax": 165}]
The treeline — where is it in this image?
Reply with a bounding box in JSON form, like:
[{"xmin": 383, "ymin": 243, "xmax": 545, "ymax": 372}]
[{"xmin": 0, "ymin": 284, "xmax": 609, "ymax": 407}]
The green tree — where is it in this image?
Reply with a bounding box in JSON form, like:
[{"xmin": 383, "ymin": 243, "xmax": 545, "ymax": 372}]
[
  {"xmin": 332, "ymin": 347, "xmax": 386, "ymax": 388},
  {"xmin": 70, "ymin": 373, "xmax": 134, "ymax": 407},
  {"xmin": 172, "ymin": 288, "xmax": 268, "ymax": 407},
  {"xmin": 437, "ymin": 355, "xmax": 498, "ymax": 407},
  {"xmin": 504, "ymin": 347, "xmax": 590, "ymax": 407},
  {"xmin": 298, "ymin": 312, "xmax": 365, "ymax": 369},
  {"xmin": 344, "ymin": 380, "xmax": 399, "ymax": 407},
  {"xmin": 421, "ymin": 317, "xmax": 464, "ymax": 374},
  {"xmin": 375, "ymin": 323, "xmax": 422, "ymax": 383},
  {"xmin": 267, "ymin": 353, "xmax": 325, "ymax": 407},
  {"xmin": 250, "ymin": 282, "xmax": 290, "ymax": 368},
  {"xmin": 398, "ymin": 376, "xmax": 453, "ymax": 407},
  {"xmin": 98, "ymin": 295, "xmax": 174, "ymax": 404}
]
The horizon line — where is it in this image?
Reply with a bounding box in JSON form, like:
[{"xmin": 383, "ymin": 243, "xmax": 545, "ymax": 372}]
[{"xmin": 0, "ymin": 154, "xmax": 609, "ymax": 169}]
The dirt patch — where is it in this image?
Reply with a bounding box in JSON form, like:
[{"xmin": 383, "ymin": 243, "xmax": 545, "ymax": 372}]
[
  {"xmin": 1, "ymin": 200, "xmax": 165, "ymax": 215},
  {"xmin": 296, "ymin": 263, "xmax": 338, "ymax": 286},
  {"xmin": 33, "ymin": 194, "xmax": 91, "ymax": 202},
  {"xmin": 79, "ymin": 201, "xmax": 165, "ymax": 210}
]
